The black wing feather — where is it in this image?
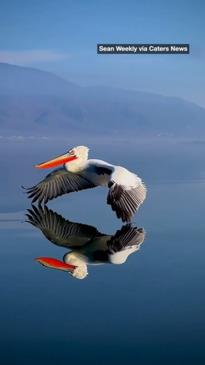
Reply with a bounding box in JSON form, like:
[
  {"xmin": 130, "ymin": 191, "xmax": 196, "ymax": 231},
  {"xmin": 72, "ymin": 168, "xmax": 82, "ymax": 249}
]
[
  {"xmin": 108, "ymin": 225, "xmax": 145, "ymax": 253},
  {"xmin": 26, "ymin": 205, "xmax": 103, "ymax": 248},
  {"xmin": 107, "ymin": 182, "xmax": 146, "ymax": 222},
  {"xmin": 23, "ymin": 168, "xmax": 96, "ymax": 204}
]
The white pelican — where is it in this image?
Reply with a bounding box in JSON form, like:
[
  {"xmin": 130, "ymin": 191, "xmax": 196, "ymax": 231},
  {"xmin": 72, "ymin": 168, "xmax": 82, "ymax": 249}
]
[
  {"xmin": 26, "ymin": 205, "xmax": 145, "ymax": 279},
  {"xmin": 24, "ymin": 146, "xmax": 147, "ymax": 222}
]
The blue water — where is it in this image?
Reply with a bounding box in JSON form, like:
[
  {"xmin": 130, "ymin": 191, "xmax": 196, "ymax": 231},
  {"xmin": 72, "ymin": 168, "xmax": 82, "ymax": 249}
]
[{"xmin": 0, "ymin": 138, "xmax": 205, "ymax": 364}]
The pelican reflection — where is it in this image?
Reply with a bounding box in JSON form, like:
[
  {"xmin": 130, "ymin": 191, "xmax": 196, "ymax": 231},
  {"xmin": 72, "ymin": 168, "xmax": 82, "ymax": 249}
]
[{"xmin": 26, "ymin": 205, "xmax": 146, "ymax": 279}]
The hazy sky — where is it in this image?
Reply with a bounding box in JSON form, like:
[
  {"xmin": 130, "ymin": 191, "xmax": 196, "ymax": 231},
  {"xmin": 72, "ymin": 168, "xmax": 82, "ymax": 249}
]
[{"xmin": 0, "ymin": 0, "xmax": 204, "ymax": 107}]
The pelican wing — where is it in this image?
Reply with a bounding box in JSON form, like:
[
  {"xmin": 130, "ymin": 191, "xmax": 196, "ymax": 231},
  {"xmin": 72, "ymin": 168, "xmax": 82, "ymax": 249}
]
[
  {"xmin": 107, "ymin": 168, "xmax": 147, "ymax": 222},
  {"xmin": 24, "ymin": 168, "xmax": 96, "ymax": 204},
  {"xmin": 26, "ymin": 205, "xmax": 102, "ymax": 248},
  {"xmin": 108, "ymin": 225, "xmax": 145, "ymax": 253},
  {"xmin": 89, "ymin": 225, "xmax": 145, "ymax": 263}
]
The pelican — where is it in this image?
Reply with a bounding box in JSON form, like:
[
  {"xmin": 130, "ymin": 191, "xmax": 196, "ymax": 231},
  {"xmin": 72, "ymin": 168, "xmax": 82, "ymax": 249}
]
[
  {"xmin": 26, "ymin": 205, "xmax": 146, "ymax": 279},
  {"xmin": 24, "ymin": 146, "xmax": 147, "ymax": 222}
]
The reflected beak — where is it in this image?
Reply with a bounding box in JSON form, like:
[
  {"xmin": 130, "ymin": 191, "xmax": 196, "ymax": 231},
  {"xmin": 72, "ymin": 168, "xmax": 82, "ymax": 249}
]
[
  {"xmin": 35, "ymin": 152, "xmax": 77, "ymax": 169},
  {"xmin": 36, "ymin": 257, "xmax": 76, "ymax": 273}
]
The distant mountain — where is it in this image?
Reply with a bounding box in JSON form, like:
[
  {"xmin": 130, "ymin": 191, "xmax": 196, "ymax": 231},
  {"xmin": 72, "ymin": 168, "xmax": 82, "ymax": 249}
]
[
  {"xmin": 0, "ymin": 62, "xmax": 79, "ymax": 95},
  {"xmin": 0, "ymin": 62, "xmax": 205, "ymax": 138}
]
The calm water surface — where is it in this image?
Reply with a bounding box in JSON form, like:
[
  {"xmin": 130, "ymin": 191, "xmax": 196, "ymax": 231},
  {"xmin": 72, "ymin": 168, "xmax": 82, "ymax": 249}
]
[{"xmin": 0, "ymin": 139, "xmax": 205, "ymax": 364}]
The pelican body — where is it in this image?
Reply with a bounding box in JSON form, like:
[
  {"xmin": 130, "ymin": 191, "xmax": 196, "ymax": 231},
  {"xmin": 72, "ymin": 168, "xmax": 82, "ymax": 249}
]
[
  {"xmin": 25, "ymin": 146, "xmax": 146, "ymax": 222},
  {"xmin": 27, "ymin": 205, "xmax": 145, "ymax": 279}
]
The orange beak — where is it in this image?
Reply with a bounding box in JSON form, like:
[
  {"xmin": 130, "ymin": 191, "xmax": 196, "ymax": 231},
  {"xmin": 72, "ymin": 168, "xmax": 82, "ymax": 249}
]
[
  {"xmin": 36, "ymin": 257, "xmax": 76, "ymax": 273},
  {"xmin": 35, "ymin": 152, "xmax": 77, "ymax": 169}
]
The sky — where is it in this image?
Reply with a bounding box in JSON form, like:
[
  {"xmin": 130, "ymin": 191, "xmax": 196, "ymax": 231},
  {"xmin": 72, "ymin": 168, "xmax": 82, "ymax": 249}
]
[{"xmin": 0, "ymin": 0, "xmax": 204, "ymax": 107}]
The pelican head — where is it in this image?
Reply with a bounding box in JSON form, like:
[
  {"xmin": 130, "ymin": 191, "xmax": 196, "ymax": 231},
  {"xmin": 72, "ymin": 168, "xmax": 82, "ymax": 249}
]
[
  {"xmin": 36, "ymin": 253, "xmax": 88, "ymax": 280},
  {"xmin": 64, "ymin": 252, "xmax": 88, "ymax": 280},
  {"xmin": 35, "ymin": 145, "xmax": 89, "ymax": 169},
  {"xmin": 71, "ymin": 146, "xmax": 89, "ymax": 160}
]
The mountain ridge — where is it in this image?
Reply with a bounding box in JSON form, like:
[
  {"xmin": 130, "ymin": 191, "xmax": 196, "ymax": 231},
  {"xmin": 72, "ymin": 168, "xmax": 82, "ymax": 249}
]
[{"xmin": 0, "ymin": 62, "xmax": 204, "ymax": 138}]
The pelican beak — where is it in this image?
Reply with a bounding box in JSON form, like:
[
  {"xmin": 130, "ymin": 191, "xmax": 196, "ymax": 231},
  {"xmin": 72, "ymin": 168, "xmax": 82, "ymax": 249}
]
[
  {"xmin": 36, "ymin": 257, "xmax": 77, "ymax": 273},
  {"xmin": 35, "ymin": 151, "xmax": 77, "ymax": 169}
]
